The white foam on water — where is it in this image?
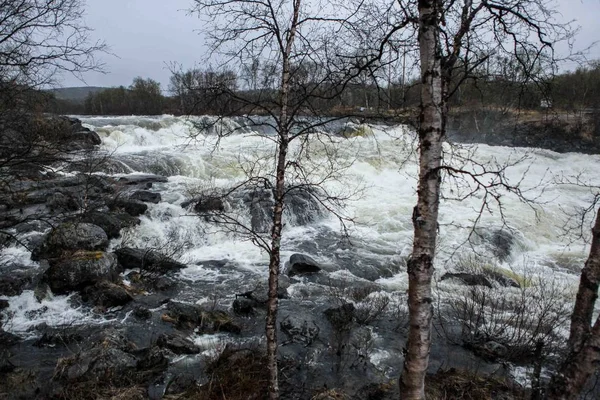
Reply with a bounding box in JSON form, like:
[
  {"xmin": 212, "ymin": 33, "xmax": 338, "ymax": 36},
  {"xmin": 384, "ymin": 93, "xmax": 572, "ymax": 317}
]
[
  {"xmin": 1, "ymin": 290, "xmax": 105, "ymax": 336},
  {"xmin": 70, "ymin": 116, "xmax": 600, "ymax": 303}
]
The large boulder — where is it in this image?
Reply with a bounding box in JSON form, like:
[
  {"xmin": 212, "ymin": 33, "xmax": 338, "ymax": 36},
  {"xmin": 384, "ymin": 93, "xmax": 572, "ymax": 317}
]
[
  {"xmin": 114, "ymin": 247, "xmax": 186, "ymax": 273},
  {"xmin": 82, "ymin": 281, "xmax": 133, "ymax": 308},
  {"xmin": 156, "ymin": 332, "xmax": 200, "ymax": 355},
  {"xmin": 162, "ymin": 301, "xmax": 241, "ymax": 334},
  {"xmin": 440, "ymin": 272, "xmax": 493, "ymax": 288},
  {"xmin": 32, "ymin": 222, "xmax": 109, "ymax": 261},
  {"xmin": 110, "ymin": 198, "xmax": 148, "ymax": 216},
  {"xmin": 77, "ymin": 211, "xmax": 140, "ymax": 239},
  {"xmin": 287, "ymin": 253, "xmax": 322, "ymax": 277},
  {"xmin": 44, "ymin": 251, "xmax": 119, "ymax": 294},
  {"xmin": 129, "ymin": 190, "xmax": 161, "ymax": 204}
]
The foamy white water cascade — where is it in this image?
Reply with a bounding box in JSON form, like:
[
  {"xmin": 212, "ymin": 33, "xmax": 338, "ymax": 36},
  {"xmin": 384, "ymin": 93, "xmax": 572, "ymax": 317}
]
[{"xmin": 2, "ymin": 114, "xmax": 598, "ymax": 335}]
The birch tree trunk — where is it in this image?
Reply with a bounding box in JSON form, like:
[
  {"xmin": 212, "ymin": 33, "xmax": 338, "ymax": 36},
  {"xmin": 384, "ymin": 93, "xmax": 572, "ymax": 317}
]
[
  {"xmin": 399, "ymin": 1, "xmax": 444, "ymax": 398},
  {"xmin": 545, "ymin": 209, "xmax": 600, "ymax": 399},
  {"xmin": 266, "ymin": 1, "xmax": 301, "ymax": 398}
]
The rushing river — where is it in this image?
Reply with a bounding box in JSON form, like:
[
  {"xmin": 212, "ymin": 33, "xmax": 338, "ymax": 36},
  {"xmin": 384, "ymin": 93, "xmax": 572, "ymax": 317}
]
[{"xmin": 1, "ymin": 114, "xmax": 599, "ymax": 383}]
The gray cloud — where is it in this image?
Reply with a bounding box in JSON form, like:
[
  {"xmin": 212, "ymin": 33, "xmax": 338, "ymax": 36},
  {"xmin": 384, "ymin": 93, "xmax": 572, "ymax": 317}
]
[{"xmin": 59, "ymin": 0, "xmax": 600, "ymax": 89}]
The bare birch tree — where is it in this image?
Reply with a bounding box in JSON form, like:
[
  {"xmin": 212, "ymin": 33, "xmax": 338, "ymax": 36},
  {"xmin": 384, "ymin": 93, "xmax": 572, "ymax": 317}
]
[
  {"xmin": 188, "ymin": 1, "xmax": 392, "ymax": 398},
  {"xmin": 378, "ymin": 1, "xmax": 576, "ymax": 398}
]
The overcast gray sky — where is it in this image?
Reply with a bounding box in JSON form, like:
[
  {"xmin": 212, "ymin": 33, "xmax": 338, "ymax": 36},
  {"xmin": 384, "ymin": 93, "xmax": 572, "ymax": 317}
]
[{"xmin": 60, "ymin": 0, "xmax": 600, "ymax": 89}]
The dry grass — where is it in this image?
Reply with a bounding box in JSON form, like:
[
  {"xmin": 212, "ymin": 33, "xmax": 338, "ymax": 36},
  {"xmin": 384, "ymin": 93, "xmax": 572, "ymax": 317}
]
[
  {"xmin": 425, "ymin": 369, "xmax": 527, "ymax": 400},
  {"xmin": 173, "ymin": 345, "xmax": 269, "ymax": 400}
]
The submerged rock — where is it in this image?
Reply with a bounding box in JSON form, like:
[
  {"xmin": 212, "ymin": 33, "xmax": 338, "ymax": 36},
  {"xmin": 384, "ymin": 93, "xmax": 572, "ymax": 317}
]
[
  {"xmin": 115, "ymin": 247, "xmax": 186, "ymax": 273},
  {"xmin": 32, "ymin": 222, "xmax": 109, "ymax": 261},
  {"xmin": 287, "ymin": 253, "xmax": 322, "ymax": 277},
  {"xmin": 44, "ymin": 251, "xmax": 119, "ymax": 293}
]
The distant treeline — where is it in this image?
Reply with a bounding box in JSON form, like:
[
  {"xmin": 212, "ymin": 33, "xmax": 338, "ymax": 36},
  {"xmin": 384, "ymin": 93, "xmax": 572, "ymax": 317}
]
[{"xmin": 45, "ymin": 60, "xmax": 600, "ymax": 116}]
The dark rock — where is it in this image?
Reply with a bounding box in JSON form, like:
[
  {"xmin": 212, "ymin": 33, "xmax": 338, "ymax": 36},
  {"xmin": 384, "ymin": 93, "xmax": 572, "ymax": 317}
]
[
  {"xmin": 233, "ymin": 298, "xmax": 256, "ymax": 315},
  {"xmin": 0, "ymin": 299, "xmax": 8, "ymax": 310},
  {"xmin": 156, "ymin": 332, "xmax": 200, "ymax": 355},
  {"xmin": 117, "ymin": 174, "xmax": 168, "ymax": 187},
  {"xmin": 0, "ymin": 350, "xmax": 15, "ymax": 373},
  {"xmin": 280, "ymin": 315, "xmax": 320, "ymax": 345},
  {"xmin": 0, "ymin": 272, "xmax": 33, "ymax": 296},
  {"xmin": 68, "ymin": 130, "xmax": 102, "ymax": 150},
  {"xmin": 82, "ymin": 281, "xmax": 133, "ymax": 308},
  {"xmin": 324, "ymin": 302, "xmax": 355, "ymax": 331},
  {"xmin": 133, "ymin": 306, "xmax": 152, "ymax": 320},
  {"xmin": 44, "ymin": 251, "xmax": 119, "ymax": 293},
  {"xmin": 46, "ymin": 192, "xmax": 79, "ymax": 212},
  {"xmin": 111, "ymin": 198, "xmax": 148, "ymax": 216},
  {"xmin": 287, "ymin": 253, "xmax": 322, "ymax": 277},
  {"xmin": 163, "ymin": 301, "xmax": 241, "ymax": 334},
  {"xmin": 193, "ymin": 196, "xmax": 224, "ymax": 213},
  {"xmin": 490, "ymin": 230, "xmax": 514, "ymax": 262},
  {"xmin": 115, "ymin": 247, "xmax": 186, "ymax": 273},
  {"xmin": 130, "ymin": 190, "xmax": 161, "ymax": 204},
  {"xmin": 471, "ymin": 341, "xmax": 509, "ymax": 361},
  {"xmin": 236, "ymin": 277, "xmax": 290, "ymax": 305},
  {"xmin": 0, "ymin": 330, "xmax": 21, "ymax": 348},
  {"xmin": 59, "ymin": 346, "xmax": 137, "ymax": 382},
  {"xmin": 136, "ymin": 346, "xmax": 171, "ymax": 373},
  {"xmin": 440, "ymin": 273, "xmax": 493, "ymax": 288},
  {"xmin": 33, "ymin": 327, "xmax": 85, "ymax": 348},
  {"xmin": 32, "ymin": 222, "xmax": 109, "ymax": 261},
  {"xmin": 77, "ymin": 212, "xmax": 139, "ymax": 239}
]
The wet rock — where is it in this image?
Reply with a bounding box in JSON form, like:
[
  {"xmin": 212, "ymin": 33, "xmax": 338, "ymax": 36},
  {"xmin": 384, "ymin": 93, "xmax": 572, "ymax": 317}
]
[
  {"xmin": 33, "ymin": 326, "xmax": 85, "ymax": 348},
  {"xmin": 163, "ymin": 301, "xmax": 241, "ymax": 334},
  {"xmin": 287, "ymin": 253, "xmax": 322, "ymax": 277},
  {"xmin": 238, "ymin": 186, "xmax": 324, "ymax": 233},
  {"xmin": 117, "ymin": 174, "xmax": 168, "ymax": 188},
  {"xmin": 471, "ymin": 341, "xmax": 509, "ymax": 361},
  {"xmin": 68, "ymin": 130, "xmax": 102, "ymax": 150},
  {"xmin": 0, "ymin": 330, "xmax": 21, "ymax": 348},
  {"xmin": 82, "ymin": 281, "xmax": 133, "ymax": 308},
  {"xmin": 133, "ymin": 306, "xmax": 152, "ymax": 320},
  {"xmin": 58, "ymin": 346, "xmax": 138, "ymax": 382},
  {"xmin": 490, "ymin": 230, "xmax": 514, "ymax": 262},
  {"xmin": 0, "ymin": 299, "xmax": 8, "ymax": 310},
  {"xmin": 484, "ymin": 269, "xmax": 521, "ymax": 288},
  {"xmin": 233, "ymin": 298, "xmax": 256, "ymax": 315},
  {"xmin": 193, "ymin": 196, "xmax": 224, "ymax": 213},
  {"xmin": 236, "ymin": 276, "xmax": 290, "ymax": 305},
  {"xmin": 32, "ymin": 222, "xmax": 109, "ymax": 261},
  {"xmin": 440, "ymin": 273, "xmax": 493, "ymax": 289},
  {"xmin": 156, "ymin": 332, "xmax": 200, "ymax": 355},
  {"xmin": 0, "ymin": 271, "xmax": 34, "ymax": 296},
  {"xmin": 0, "ymin": 350, "xmax": 15, "ymax": 373},
  {"xmin": 77, "ymin": 211, "xmax": 140, "ymax": 239},
  {"xmin": 111, "ymin": 198, "xmax": 148, "ymax": 216},
  {"xmin": 280, "ymin": 315, "xmax": 320, "ymax": 345},
  {"xmin": 46, "ymin": 192, "xmax": 79, "ymax": 212},
  {"xmin": 324, "ymin": 303, "xmax": 355, "ymax": 331},
  {"xmin": 130, "ymin": 190, "xmax": 161, "ymax": 204},
  {"xmin": 115, "ymin": 247, "xmax": 186, "ymax": 273},
  {"xmin": 44, "ymin": 251, "xmax": 119, "ymax": 294}
]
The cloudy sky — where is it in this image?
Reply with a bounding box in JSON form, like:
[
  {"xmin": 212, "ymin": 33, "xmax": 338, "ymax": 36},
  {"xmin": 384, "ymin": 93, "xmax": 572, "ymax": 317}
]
[{"xmin": 61, "ymin": 0, "xmax": 600, "ymax": 89}]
